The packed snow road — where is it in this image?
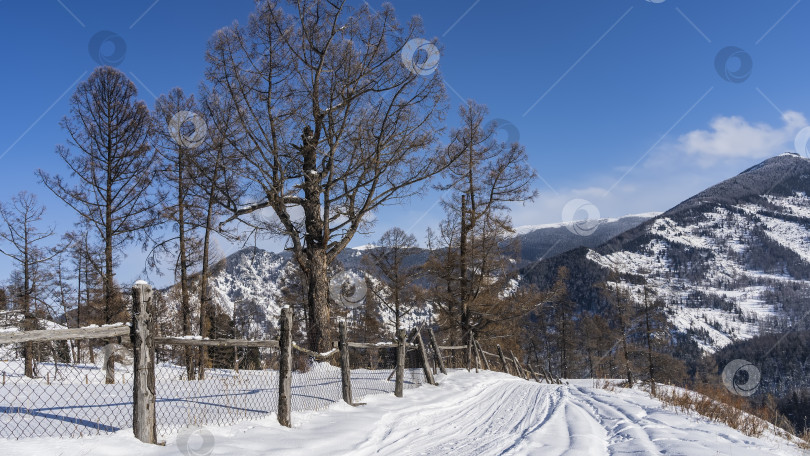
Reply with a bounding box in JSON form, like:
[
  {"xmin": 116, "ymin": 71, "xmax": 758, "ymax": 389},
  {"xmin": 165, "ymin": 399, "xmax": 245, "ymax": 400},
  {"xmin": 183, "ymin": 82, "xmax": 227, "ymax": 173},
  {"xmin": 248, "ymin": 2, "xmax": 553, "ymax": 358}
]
[{"xmin": 4, "ymin": 370, "xmax": 805, "ymax": 455}]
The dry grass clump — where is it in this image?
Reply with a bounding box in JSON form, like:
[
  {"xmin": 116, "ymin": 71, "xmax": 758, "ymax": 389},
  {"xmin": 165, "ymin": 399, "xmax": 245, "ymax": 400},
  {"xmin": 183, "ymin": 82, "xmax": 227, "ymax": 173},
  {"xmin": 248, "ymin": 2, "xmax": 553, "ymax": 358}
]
[{"xmin": 651, "ymin": 382, "xmax": 810, "ymax": 449}]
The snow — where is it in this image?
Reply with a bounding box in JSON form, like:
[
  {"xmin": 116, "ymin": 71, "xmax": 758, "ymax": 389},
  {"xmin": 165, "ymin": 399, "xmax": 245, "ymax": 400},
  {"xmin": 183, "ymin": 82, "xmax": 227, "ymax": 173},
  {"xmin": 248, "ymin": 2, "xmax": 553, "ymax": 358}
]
[
  {"xmin": 2, "ymin": 371, "xmax": 804, "ymax": 455},
  {"xmin": 348, "ymin": 244, "xmax": 377, "ymax": 251},
  {"xmin": 586, "ymin": 194, "xmax": 810, "ymax": 352},
  {"xmin": 512, "ymin": 212, "xmax": 662, "ymax": 236}
]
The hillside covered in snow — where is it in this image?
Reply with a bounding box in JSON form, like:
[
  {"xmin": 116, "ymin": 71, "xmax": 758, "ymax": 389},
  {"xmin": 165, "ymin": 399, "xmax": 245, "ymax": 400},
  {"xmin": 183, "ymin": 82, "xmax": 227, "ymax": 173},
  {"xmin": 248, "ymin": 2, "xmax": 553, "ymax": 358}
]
[{"xmin": 524, "ymin": 152, "xmax": 810, "ymax": 353}]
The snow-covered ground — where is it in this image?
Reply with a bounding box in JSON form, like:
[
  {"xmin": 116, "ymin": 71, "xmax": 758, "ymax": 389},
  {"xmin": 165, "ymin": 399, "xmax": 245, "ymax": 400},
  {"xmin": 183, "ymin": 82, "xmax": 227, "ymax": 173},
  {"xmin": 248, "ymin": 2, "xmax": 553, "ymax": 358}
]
[
  {"xmin": 3, "ymin": 370, "xmax": 805, "ymax": 455},
  {"xmin": 0, "ymin": 359, "xmax": 425, "ymax": 439}
]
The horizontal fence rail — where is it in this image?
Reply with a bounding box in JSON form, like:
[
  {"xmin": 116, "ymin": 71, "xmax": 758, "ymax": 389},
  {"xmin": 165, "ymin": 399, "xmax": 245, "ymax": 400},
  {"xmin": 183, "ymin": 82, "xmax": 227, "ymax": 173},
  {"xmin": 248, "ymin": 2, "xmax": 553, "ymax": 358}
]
[
  {"xmin": 1, "ymin": 281, "xmax": 547, "ymax": 444},
  {"xmin": 0, "ymin": 325, "xmax": 130, "ymax": 344}
]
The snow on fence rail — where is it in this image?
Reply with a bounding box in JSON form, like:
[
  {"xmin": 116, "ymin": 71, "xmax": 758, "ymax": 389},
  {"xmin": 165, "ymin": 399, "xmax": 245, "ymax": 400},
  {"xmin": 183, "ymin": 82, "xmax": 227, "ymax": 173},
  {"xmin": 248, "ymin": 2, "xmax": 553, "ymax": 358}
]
[
  {"xmin": 0, "ymin": 283, "xmax": 431, "ymax": 442},
  {"xmin": 0, "ymin": 282, "xmax": 546, "ymax": 445}
]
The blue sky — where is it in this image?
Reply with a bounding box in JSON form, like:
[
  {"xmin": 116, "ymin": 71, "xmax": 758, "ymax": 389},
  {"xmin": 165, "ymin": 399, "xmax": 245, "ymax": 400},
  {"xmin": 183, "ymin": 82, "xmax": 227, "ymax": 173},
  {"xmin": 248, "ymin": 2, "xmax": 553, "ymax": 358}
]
[{"xmin": 1, "ymin": 0, "xmax": 808, "ymax": 287}]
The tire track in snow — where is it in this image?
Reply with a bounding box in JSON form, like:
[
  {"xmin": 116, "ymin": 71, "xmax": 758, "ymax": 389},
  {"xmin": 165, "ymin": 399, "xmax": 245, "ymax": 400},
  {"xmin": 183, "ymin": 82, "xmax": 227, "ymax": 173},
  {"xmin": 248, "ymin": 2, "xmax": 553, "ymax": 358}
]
[
  {"xmin": 568, "ymin": 386, "xmax": 662, "ymax": 455},
  {"xmin": 355, "ymin": 376, "xmax": 563, "ymax": 455}
]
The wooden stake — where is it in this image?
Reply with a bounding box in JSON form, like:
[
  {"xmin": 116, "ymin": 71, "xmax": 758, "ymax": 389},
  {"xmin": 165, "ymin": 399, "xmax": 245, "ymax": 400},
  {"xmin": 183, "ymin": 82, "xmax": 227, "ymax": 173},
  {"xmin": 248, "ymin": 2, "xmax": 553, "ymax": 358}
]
[
  {"xmin": 497, "ymin": 345, "xmax": 510, "ymax": 375},
  {"xmin": 131, "ymin": 281, "xmax": 156, "ymax": 444},
  {"xmin": 339, "ymin": 320, "xmax": 353, "ymax": 405},
  {"xmin": 427, "ymin": 328, "xmax": 447, "ymax": 375},
  {"xmin": 414, "ymin": 330, "xmax": 436, "ymax": 386},
  {"xmin": 395, "ymin": 329, "xmax": 405, "ymax": 398},
  {"xmin": 277, "ymin": 307, "xmax": 292, "ymax": 427},
  {"xmin": 475, "ymin": 339, "xmax": 491, "ymax": 371}
]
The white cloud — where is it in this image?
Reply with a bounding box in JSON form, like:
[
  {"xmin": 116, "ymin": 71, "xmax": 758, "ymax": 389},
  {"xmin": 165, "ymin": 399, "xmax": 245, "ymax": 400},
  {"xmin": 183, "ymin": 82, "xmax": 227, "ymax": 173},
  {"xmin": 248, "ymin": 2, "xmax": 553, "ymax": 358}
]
[{"xmin": 677, "ymin": 111, "xmax": 807, "ymax": 161}]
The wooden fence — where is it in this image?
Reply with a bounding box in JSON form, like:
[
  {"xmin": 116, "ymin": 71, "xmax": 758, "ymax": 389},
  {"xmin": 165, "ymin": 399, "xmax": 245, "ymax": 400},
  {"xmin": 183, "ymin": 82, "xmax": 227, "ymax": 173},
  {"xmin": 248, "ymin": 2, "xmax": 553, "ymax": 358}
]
[{"xmin": 0, "ymin": 281, "xmax": 555, "ymax": 444}]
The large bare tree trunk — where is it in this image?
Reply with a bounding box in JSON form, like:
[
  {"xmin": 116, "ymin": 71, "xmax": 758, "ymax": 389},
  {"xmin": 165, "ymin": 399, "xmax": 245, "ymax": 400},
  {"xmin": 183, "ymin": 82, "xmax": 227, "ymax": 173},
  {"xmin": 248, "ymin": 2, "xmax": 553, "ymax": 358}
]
[{"xmin": 305, "ymin": 245, "xmax": 331, "ymax": 352}]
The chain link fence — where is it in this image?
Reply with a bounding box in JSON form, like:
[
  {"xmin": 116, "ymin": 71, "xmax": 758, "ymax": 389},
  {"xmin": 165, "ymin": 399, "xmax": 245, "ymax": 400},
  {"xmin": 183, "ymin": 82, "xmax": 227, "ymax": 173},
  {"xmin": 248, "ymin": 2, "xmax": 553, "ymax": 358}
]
[
  {"xmin": 4, "ymin": 320, "xmax": 540, "ymax": 441},
  {"xmin": 0, "ymin": 335, "xmax": 133, "ymax": 439},
  {"xmin": 348, "ymin": 345, "xmax": 426, "ymax": 402}
]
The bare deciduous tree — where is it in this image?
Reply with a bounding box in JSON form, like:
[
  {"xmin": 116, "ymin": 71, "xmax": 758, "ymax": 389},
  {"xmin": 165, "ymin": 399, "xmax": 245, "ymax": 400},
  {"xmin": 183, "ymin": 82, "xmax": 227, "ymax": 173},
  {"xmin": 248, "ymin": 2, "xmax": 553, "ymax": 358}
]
[
  {"xmin": 38, "ymin": 67, "xmax": 158, "ymax": 327},
  {"xmin": 206, "ymin": 0, "xmax": 452, "ymax": 351},
  {"xmin": 0, "ymin": 192, "xmax": 59, "ymax": 377},
  {"xmin": 151, "ymin": 88, "xmax": 206, "ymax": 380},
  {"xmin": 426, "ymin": 100, "xmax": 538, "ymax": 349},
  {"xmin": 365, "ymin": 227, "xmax": 422, "ymax": 335}
]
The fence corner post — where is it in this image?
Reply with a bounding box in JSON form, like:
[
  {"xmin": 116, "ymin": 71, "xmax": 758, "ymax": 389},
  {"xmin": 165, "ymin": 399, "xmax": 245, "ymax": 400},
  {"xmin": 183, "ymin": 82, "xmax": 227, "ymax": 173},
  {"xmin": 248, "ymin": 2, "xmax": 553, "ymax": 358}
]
[
  {"xmin": 414, "ymin": 330, "xmax": 437, "ymax": 386},
  {"xmin": 339, "ymin": 320, "xmax": 353, "ymax": 405},
  {"xmin": 278, "ymin": 306, "xmax": 292, "ymax": 427},
  {"xmin": 427, "ymin": 328, "xmax": 447, "ymax": 375},
  {"xmin": 131, "ymin": 280, "xmax": 156, "ymax": 444},
  {"xmin": 395, "ymin": 329, "xmax": 406, "ymax": 397}
]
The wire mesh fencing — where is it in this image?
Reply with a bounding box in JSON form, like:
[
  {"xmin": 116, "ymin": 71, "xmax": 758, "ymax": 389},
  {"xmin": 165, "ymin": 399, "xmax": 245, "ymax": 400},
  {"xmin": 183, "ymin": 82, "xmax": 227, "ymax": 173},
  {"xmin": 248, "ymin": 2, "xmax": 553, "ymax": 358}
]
[
  {"xmin": 2, "ymin": 314, "xmax": 467, "ymax": 442},
  {"xmin": 153, "ymin": 343, "xmax": 281, "ymax": 436},
  {"xmin": 347, "ymin": 344, "xmax": 426, "ymax": 402},
  {"xmin": 0, "ymin": 336, "xmax": 133, "ymax": 439}
]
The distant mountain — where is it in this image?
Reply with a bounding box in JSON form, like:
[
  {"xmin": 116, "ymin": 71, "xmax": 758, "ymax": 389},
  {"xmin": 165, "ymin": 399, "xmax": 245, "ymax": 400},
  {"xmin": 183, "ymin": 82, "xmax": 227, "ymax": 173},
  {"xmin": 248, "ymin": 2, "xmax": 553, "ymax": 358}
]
[
  {"xmin": 170, "ymin": 211, "xmax": 658, "ymax": 338},
  {"xmin": 523, "ymin": 152, "xmax": 810, "ymax": 353},
  {"xmin": 513, "ymin": 213, "xmax": 659, "ymax": 264}
]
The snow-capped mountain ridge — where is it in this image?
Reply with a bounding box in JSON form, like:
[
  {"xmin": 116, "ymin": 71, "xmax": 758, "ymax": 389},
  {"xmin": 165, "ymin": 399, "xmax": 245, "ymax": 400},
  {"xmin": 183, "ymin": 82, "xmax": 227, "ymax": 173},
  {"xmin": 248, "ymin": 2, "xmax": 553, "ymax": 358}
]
[{"xmin": 524, "ymin": 153, "xmax": 810, "ymax": 352}]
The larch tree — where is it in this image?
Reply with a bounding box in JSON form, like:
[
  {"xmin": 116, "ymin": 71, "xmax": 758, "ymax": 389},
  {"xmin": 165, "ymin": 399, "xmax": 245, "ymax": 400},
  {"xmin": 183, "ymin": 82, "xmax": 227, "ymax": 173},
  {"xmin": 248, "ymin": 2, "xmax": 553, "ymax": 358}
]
[
  {"xmin": 38, "ymin": 67, "xmax": 158, "ymax": 383},
  {"xmin": 364, "ymin": 227, "xmax": 423, "ymax": 335},
  {"xmin": 426, "ymin": 100, "xmax": 538, "ymax": 349},
  {"xmin": 151, "ymin": 87, "xmax": 206, "ymax": 380},
  {"xmin": 192, "ymin": 90, "xmax": 242, "ymax": 378},
  {"xmin": 205, "ymin": 0, "xmax": 453, "ymax": 352},
  {"xmin": 38, "ymin": 67, "xmax": 158, "ymax": 327},
  {"xmin": 0, "ymin": 192, "xmax": 59, "ymax": 377}
]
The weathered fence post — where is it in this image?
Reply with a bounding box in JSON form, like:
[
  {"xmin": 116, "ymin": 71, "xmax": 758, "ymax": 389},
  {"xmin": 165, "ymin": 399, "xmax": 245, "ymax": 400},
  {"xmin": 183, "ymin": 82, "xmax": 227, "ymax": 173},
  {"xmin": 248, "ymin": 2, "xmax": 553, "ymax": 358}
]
[
  {"xmin": 278, "ymin": 307, "xmax": 292, "ymax": 427},
  {"xmin": 472, "ymin": 335, "xmax": 479, "ymax": 373},
  {"xmin": 339, "ymin": 320, "xmax": 353, "ymax": 405},
  {"xmin": 131, "ymin": 280, "xmax": 156, "ymax": 444},
  {"xmin": 475, "ymin": 339, "xmax": 491, "ymax": 371},
  {"xmin": 427, "ymin": 328, "xmax": 447, "ymax": 375},
  {"xmin": 104, "ymin": 348, "xmax": 116, "ymax": 384},
  {"xmin": 528, "ymin": 364, "xmax": 541, "ymax": 383},
  {"xmin": 466, "ymin": 336, "xmax": 473, "ymax": 372},
  {"xmin": 497, "ymin": 344, "xmax": 510, "ymax": 375},
  {"xmin": 414, "ymin": 330, "xmax": 436, "ymax": 386},
  {"xmin": 395, "ymin": 329, "xmax": 405, "ymax": 398},
  {"xmin": 510, "ymin": 350, "xmax": 526, "ymax": 379}
]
